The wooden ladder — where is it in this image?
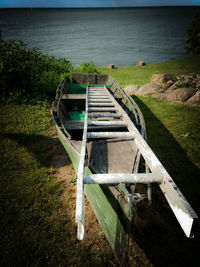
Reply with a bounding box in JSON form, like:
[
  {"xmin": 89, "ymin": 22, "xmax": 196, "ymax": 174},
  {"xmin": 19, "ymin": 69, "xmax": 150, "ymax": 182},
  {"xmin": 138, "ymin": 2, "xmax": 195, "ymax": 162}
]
[
  {"xmin": 76, "ymin": 85, "xmax": 198, "ymax": 240},
  {"xmin": 75, "ymin": 85, "xmax": 161, "ymax": 240}
]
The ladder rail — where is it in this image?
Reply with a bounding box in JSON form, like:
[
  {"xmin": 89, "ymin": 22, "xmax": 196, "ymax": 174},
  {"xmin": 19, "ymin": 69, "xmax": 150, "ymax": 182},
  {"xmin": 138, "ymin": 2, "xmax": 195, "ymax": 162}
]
[
  {"xmin": 75, "ymin": 85, "xmax": 89, "ymax": 240},
  {"xmin": 76, "ymin": 85, "xmax": 198, "ymax": 240},
  {"xmin": 103, "ymin": 86, "xmax": 198, "ymax": 238}
]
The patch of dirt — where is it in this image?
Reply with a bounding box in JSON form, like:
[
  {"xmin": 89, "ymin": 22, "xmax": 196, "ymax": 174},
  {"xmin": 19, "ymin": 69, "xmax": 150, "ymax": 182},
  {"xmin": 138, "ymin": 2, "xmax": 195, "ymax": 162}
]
[
  {"xmin": 51, "ymin": 138, "xmax": 119, "ymax": 265},
  {"xmin": 51, "ymin": 137, "xmax": 153, "ymax": 266}
]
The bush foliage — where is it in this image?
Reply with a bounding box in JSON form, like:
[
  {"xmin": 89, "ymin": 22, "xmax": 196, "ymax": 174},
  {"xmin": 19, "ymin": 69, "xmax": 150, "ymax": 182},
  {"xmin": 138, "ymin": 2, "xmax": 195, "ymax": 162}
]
[{"xmin": 0, "ymin": 40, "xmax": 99, "ymax": 103}]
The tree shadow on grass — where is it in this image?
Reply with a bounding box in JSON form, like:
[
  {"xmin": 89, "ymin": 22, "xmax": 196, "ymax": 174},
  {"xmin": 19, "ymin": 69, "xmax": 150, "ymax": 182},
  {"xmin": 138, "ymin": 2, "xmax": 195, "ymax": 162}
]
[
  {"xmin": 131, "ymin": 96, "xmax": 200, "ymax": 267},
  {"xmin": 0, "ymin": 131, "xmax": 118, "ymax": 266},
  {"xmin": 0, "ymin": 132, "xmax": 72, "ymax": 168}
]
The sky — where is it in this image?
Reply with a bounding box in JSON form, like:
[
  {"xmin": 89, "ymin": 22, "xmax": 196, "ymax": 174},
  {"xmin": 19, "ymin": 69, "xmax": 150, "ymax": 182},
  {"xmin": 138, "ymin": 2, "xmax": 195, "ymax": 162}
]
[{"xmin": 0, "ymin": 0, "xmax": 200, "ymax": 8}]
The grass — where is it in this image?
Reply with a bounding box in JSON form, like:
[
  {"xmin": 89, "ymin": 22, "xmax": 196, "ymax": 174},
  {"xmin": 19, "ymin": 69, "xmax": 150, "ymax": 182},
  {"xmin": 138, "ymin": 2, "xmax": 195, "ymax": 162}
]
[
  {"xmin": 0, "ymin": 104, "xmax": 117, "ymax": 267},
  {"xmin": 99, "ymin": 55, "xmax": 200, "ymax": 86},
  {"xmin": 130, "ymin": 96, "xmax": 200, "ymax": 266}
]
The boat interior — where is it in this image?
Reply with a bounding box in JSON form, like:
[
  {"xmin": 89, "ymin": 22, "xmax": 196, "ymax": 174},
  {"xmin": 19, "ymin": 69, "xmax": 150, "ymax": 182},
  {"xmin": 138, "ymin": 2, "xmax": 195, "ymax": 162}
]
[{"xmin": 54, "ymin": 74, "xmax": 146, "ymax": 175}]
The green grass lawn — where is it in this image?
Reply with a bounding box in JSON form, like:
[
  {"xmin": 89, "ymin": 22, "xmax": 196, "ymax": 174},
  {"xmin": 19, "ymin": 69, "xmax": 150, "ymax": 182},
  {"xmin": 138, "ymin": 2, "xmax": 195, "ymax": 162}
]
[
  {"xmin": 131, "ymin": 97, "xmax": 200, "ymax": 266},
  {"xmin": 99, "ymin": 55, "xmax": 200, "ymax": 86}
]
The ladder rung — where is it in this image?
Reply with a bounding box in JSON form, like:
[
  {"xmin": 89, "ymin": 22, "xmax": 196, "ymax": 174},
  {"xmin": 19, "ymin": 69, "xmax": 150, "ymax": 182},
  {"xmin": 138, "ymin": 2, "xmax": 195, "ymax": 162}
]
[
  {"xmin": 88, "ymin": 103, "xmax": 115, "ymax": 107},
  {"xmin": 88, "ymin": 107, "xmax": 117, "ymax": 112},
  {"xmin": 88, "ymin": 89, "xmax": 106, "ymax": 91},
  {"xmin": 89, "ymin": 96, "xmax": 111, "ymax": 99},
  {"xmin": 88, "ymin": 121, "xmax": 127, "ymax": 126},
  {"xmin": 83, "ymin": 173, "xmax": 162, "ymax": 184},
  {"xmin": 87, "ymin": 132, "xmax": 134, "ymax": 139},
  {"xmin": 88, "ymin": 99, "xmax": 112, "ymax": 103},
  {"xmin": 88, "ymin": 113, "xmax": 121, "ymax": 118},
  {"xmin": 88, "ymin": 92, "xmax": 107, "ymax": 94},
  {"xmin": 88, "ymin": 94, "xmax": 108, "ymax": 96}
]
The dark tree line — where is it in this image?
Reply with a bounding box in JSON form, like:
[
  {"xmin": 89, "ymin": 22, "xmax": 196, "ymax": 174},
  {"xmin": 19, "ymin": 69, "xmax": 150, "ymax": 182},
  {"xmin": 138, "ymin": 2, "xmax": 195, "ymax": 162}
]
[{"xmin": 186, "ymin": 8, "xmax": 200, "ymax": 55}]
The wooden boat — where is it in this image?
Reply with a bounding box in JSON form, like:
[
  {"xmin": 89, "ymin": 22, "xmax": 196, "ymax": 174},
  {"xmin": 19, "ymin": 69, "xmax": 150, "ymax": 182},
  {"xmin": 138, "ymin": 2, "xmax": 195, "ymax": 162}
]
[{"xmin": 51, "ymin": 73, "xmax": 198, "ymax": 264}]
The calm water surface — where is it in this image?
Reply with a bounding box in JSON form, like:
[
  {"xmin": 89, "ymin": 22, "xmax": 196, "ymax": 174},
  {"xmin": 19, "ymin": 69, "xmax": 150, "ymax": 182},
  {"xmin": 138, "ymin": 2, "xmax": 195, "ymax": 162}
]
[{"xmin": 0, "ymin": 7, "xmax": 197, "ymax": 67}]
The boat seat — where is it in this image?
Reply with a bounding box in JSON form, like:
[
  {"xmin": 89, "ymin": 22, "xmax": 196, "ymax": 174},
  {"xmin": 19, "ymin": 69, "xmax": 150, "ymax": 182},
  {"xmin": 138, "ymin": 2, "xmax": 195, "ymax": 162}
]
[{"xmin": 63, "ymin": 120, "xmax": 127, "ymax": 131}]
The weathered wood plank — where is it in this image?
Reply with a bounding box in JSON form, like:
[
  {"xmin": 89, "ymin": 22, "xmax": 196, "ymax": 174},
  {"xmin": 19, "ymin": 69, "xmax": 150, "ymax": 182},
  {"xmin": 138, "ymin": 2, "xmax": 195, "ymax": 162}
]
[{"xmin": 63, "ymin": 121, "xmax": 126, "ymax": 131}]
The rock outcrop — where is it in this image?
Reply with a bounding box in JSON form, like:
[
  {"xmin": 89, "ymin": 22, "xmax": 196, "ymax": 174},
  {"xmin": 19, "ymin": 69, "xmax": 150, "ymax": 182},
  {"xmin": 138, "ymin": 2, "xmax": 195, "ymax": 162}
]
[
  {"xmin": 185, "ymin": 91, "xmax": 200, "ymax": 105},
  {"xmin": 151, "ymin": 74, "xmax": 177, "ymax": 84},
  {"xmin": 124, "ymin": 85, "xmax": 140, "ymax": 95},
  {"xmin": 136, "ymin": 82, "xmax": 165, "ymax": 96},
  {"xmin": 166, "ymin": 88, "xmax": 197, "ymax": 102},
  {"xmin": 124, "ymin": 73, "xmax": 200, "ymax": 106}
]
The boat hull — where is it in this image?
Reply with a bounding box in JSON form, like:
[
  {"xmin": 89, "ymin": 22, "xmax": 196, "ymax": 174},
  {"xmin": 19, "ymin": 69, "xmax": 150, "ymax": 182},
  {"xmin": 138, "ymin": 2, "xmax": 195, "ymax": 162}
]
[{"xmin": 51, "ymin": 73, "xmax": 148, "ymax": 263}]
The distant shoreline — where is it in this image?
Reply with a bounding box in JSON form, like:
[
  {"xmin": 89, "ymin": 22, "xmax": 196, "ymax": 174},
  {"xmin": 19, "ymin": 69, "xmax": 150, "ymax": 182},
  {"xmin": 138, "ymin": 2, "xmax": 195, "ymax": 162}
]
[{"xmin": 0, "ymin": 6, "xmax": 199, "ymax": 10}]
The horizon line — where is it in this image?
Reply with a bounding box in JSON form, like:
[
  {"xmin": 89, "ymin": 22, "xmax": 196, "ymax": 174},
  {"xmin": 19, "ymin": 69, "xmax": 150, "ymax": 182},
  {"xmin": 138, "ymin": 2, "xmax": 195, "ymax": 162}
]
[{"xmin": 0, "ymin": 5, "xmax": 199, "ymax": 9}]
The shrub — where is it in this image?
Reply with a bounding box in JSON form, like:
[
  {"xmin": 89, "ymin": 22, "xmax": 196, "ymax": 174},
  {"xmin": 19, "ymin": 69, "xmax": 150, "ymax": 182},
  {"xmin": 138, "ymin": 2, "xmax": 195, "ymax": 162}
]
[
  {"xmin": 77, "ymin": 61, "xmax": 100, "ymax": 74},
  {"xmin": 172, "ymin": 73, "xmax": 200, "ymax": 91},
  {"xmin": 0, "ymin": 40, "xmax": 100, "ymax": 104},
  {"xmin": 0, "ymin": 40, "xmax": 73, "ymax": 102}
]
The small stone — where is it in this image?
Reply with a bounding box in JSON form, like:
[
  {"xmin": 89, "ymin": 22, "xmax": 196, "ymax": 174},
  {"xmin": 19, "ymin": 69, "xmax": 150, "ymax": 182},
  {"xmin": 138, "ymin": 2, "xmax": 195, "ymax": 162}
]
[
  {"xmin": 136, "ymin": 61, "xmax": 146, "ymax": 66},
  {"xmin": 108, "ymin": 63, "xmax": 115, "ymax": 69}
]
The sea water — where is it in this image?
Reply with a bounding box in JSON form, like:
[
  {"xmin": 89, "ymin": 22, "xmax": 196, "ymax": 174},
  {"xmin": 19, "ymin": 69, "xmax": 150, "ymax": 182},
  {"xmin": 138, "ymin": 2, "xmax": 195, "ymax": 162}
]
[{"xmin": 0, "ymin": 7, "xmax": 197, "ymax": 67}]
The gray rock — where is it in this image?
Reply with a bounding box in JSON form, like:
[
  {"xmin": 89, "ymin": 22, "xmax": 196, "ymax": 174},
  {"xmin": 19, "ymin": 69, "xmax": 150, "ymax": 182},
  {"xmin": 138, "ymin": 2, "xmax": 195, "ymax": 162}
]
[
  {"xmin": 152, "ymin": 92, "xmax": 170, "ymax": 100},
  {"xmin": 151, "ymin": 74, "xmax": 177, "ymax": 84},
  {"xmin": 124, "ymin": 85, "xmax": 140, "ymax": 95},
  {"xmin": 166, "ymin": 88, "xmax": 197, "ymax": 102},
  {"xmin": 136, "ymin": 61, "xmax": 146, "ymax": 66},
  {"xmin": 136, "ymin": 82, "xmax": 165, "ymax": 96},
  {"xmin": 185, "ymin": 91, "xmax": 200, "ymax": 105}
]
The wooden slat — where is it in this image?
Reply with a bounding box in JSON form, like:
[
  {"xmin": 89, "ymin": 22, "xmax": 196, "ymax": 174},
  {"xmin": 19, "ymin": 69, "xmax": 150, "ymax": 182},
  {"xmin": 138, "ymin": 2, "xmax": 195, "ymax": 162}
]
[{"xmin": 63, "ymin": 121, "xmax": 126, "ymax": 130}]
